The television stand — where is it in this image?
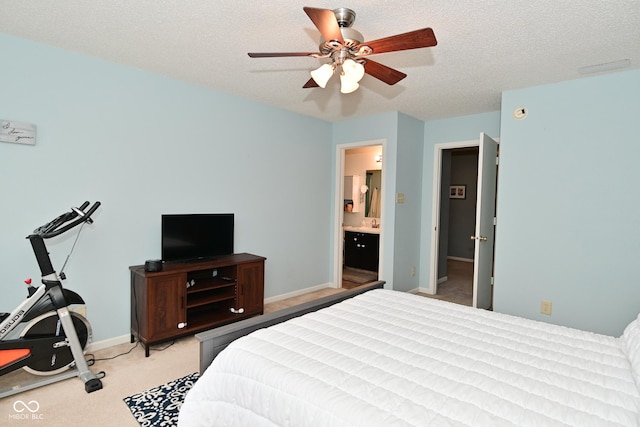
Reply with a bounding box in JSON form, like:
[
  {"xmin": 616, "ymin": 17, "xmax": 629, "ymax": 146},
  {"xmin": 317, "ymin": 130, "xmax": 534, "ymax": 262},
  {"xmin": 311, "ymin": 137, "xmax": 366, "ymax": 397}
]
[
  {"xmin": 183, "ymin": 257, "xmax": 215, "ymax": 264},
  {"xmin": 130, "ymin": 253, "xmax": 265, "ymax": 357}
]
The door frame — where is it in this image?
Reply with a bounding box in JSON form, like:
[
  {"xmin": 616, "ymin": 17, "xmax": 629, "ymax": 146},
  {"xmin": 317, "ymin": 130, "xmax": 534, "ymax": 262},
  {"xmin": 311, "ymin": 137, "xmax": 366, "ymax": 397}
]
[
  {"xmin": 333, "ymin": 139, "xmax": 386, "ymax": 287},
  {"xmin": 428, "ymin": 139, "xmax": 483, "ymax": 296}
]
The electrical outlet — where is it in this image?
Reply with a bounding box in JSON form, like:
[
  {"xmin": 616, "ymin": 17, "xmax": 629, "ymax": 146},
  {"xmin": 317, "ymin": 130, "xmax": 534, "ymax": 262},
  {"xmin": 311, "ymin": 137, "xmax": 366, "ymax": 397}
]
[{"xmin": 540, "ymin": 300, "xmax": 552, "ymax": 315}]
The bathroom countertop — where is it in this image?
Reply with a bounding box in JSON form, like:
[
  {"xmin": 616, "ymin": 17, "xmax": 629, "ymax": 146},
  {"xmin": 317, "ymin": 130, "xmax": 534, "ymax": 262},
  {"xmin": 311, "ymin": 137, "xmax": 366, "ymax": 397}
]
[{"xmin": 343, "ymin": 225, "xmax": 380, "ymax": 234}]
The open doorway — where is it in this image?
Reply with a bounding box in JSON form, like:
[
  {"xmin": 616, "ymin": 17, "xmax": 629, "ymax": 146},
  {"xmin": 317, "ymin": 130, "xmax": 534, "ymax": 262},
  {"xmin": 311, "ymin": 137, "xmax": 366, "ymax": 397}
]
[
  {"xmin": 428, "ymin": 135, "xmax": 498, "ymax": 308},
  {"xmin": 434, "ymin": 147, "xmax": 479, "ymax": 306},
  {"xmin": 334, "ymin": 142, "xmax": 385, "ymax": 289}
]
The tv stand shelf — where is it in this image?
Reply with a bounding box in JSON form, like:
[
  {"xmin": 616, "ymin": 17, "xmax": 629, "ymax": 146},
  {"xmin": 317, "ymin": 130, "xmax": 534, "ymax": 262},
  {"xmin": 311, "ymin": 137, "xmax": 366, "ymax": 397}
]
[{"xmin": 130, "ymin": 253, "xmax": 265, "ymax": 357}]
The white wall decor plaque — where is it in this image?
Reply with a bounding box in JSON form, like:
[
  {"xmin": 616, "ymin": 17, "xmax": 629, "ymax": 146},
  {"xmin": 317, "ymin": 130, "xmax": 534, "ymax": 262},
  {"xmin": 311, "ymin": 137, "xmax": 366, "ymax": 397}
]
[{"xmin": 1, "ymin": 120, "xmax": 36, "ymax": 145}]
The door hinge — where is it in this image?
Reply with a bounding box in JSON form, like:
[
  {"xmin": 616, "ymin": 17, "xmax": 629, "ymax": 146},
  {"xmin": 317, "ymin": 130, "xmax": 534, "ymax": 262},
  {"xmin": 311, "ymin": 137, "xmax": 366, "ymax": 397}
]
[
  {"xmin": 495, "ymin": 156, "xmax": 499, "ymax": 165},
  {"xmin": 490, "ymin": 277, "xmax": 494, "ymax": 286},
  {"xmin": 493, "ymin": 217, "xmax": 497, "ymax": 226}
]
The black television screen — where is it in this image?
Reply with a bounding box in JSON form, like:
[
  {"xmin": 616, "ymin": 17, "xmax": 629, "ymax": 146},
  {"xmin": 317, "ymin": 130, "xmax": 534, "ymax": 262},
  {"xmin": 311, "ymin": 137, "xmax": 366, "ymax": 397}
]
[{"xmin": 161, "ymin": 214, "xmax": 234, "ymax": 263}]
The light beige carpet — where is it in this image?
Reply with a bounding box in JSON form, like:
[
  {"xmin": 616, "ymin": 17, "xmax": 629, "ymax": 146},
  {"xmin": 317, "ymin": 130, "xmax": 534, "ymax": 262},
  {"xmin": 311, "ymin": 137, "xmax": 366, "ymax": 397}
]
[{"xmin": 0, "ymin": 337, "xmax": 198, "ymax": 426}]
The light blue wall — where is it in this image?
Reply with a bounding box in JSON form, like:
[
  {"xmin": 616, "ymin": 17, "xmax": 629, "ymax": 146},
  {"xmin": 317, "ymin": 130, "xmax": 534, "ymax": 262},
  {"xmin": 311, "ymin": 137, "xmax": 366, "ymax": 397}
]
[
  {"xmin": 0, "ymin": 34, "xmax": 333, "ymax": 343},
  {"xmin": 332, "ymin": 112, "xmax": 398, "ymax": 287},
  {"xmin": 331, "ymin": 112, "xmax": 424, "ymax": 292},
  {"xmin": 419, "ymin": 112, "xmax": 501, "ymax": 290},
  {"xmin": 4, "ymin": 32, "xmax": 638, "ymax": 344},
  {"xmin": 494, "ymin": 69, "xmax": 640, "ymax": 335},
  {"xmin": 393, "ymin": 113, "xmax": 424, "ymax": 291}
]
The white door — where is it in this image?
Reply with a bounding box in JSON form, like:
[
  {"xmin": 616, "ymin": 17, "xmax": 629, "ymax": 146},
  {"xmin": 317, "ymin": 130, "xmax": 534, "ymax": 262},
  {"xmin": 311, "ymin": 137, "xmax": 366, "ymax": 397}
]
[{"xmin": 472, "ymin": 133, "xmax": 498, "ymax": 309}]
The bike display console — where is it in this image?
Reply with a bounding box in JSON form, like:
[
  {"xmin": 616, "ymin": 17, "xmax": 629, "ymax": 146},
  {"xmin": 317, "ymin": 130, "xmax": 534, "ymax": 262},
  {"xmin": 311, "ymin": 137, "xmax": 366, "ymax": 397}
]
[{"xmin": 130, "ymin": 253, "xmax": 265, "ymax": 357}]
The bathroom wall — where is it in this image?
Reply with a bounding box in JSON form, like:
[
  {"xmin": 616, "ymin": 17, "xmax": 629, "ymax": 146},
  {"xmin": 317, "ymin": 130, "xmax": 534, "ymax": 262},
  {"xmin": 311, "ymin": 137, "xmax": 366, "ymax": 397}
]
[{"xmin": 343, "ymin": 146, "xmax": 382, "ymax": 227}]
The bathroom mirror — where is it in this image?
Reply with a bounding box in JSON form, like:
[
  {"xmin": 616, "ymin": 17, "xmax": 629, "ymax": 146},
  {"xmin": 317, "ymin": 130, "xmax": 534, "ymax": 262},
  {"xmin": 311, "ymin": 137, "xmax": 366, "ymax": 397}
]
[{"xmin": 365, "ymin": 170, "xmax": 382, "ymax": 218}]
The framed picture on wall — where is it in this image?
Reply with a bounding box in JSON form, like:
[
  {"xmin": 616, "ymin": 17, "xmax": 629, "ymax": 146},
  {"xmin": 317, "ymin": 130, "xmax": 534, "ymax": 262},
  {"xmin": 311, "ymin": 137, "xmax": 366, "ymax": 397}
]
[{"xmin": 449, "ymin": 185, "xmax": 466, "ymax": 199}]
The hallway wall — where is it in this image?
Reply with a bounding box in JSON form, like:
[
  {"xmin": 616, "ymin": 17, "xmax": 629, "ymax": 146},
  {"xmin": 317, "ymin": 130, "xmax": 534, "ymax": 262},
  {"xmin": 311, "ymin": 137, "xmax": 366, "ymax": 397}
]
[{"xmin": 447, "ymin": 149, "xmax": 479, "ymax": 260}]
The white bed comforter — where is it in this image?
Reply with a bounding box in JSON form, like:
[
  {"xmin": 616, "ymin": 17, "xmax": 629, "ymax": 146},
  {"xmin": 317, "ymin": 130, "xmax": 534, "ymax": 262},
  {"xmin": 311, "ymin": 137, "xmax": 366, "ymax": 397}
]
[{"xmin": 179, "ymin": 289, "xmax": 640, "ymax": 426}]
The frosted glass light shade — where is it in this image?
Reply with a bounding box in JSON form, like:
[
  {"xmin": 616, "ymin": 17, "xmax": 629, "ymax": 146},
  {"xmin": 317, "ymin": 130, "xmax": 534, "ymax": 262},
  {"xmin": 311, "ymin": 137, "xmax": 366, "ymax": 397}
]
[
  {"xmin": 342, "ymin": 59, "xmax": 365, "ymax": 83},
  {"xmin": 310, "ymin": 64, "xmax": 335, "ymax": 88},
  {"xmin": 340, "ymin": 74, "xmax": 359, "ymax": 93}
]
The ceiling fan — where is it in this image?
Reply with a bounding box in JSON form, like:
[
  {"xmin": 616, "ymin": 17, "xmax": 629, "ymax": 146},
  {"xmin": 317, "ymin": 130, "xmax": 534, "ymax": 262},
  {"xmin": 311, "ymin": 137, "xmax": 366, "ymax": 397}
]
[{"xmin": 248, "ymin": 7, "xmax": 437, "ymax": 93}]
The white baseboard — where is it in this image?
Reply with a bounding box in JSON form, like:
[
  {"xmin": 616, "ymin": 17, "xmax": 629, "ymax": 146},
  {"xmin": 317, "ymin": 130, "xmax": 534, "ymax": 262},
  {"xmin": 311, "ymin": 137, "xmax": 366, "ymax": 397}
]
[
  {"xmin": 264, "ymin": 282, "xmax": 336, "ymax": 304},
  {"xmin": 407, "ymin": 286, "xmax": 434, "ymax": 295},
  {"xmin": 86, "ymin": 334, "xmax": 131, "ymax": 352},
  {"xmin": 447, "ymin": 256, "xmax": 473, "ymax": 263},
  {"xmin": 411, "ymin": 286, "xmax": 434, "ymax": 295}
]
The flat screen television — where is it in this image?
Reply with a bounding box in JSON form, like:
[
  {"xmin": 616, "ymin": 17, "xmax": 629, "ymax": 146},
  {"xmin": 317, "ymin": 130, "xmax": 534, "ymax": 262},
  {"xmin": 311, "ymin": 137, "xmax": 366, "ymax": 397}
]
[{"xmin": 161, "ymin": 213, "xmax": 234, "ymax": 263}]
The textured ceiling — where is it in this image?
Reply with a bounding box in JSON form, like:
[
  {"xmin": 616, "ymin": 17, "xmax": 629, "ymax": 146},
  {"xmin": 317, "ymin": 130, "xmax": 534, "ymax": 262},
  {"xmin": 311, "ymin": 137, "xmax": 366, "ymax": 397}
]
[{"xmin": 1, "ymin": 1, "xmax": 639, "ymax": 122}]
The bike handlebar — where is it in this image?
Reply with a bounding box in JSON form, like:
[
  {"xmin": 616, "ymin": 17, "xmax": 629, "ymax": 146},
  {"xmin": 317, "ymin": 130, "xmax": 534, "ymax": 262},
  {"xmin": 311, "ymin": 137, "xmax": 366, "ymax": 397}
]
[{"xmin": 29, "ymin": 201, "xmax": 101, "ymax": 239}]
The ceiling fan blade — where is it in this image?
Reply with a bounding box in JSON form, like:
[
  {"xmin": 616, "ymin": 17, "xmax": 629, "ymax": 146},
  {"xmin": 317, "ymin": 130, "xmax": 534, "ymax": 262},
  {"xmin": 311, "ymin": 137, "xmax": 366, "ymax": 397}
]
[
  {"xmin": 248, "ymin": 52, "xmax": 319, "ymax": 58},
  {"xmin": 360, "ymin": 28, "xmax": 437, "ymax": 55},
  {"xmin": 303, "ymin": 78, "xmax": 319, "ymax": 88},
  {"xmin": 362, "ymin": 59, "xmax": 407, "ymax": 85},
  {"xmin": 303, "ymin": 7, "xmax": 344, "ymax": 44}
]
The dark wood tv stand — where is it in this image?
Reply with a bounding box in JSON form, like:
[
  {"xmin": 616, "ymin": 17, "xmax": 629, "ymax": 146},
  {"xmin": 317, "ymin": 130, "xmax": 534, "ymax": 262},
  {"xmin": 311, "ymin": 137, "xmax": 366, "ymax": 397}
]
[{"xmin": 130, "ymin": 253, "xmax": 265, "ymax": 356}]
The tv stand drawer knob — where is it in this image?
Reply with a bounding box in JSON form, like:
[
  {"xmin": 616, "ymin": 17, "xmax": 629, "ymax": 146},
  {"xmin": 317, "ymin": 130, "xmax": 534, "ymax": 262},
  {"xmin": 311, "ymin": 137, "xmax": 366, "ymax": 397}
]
[{"xmin": 230, "ymin": 308, "xmax": 244, "ymax": 314}]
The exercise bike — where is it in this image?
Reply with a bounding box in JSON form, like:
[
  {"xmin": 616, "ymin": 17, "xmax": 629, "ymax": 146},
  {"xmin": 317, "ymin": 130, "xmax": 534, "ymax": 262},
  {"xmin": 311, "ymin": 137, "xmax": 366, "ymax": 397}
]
[{"xmin": 0, "ymin": 201, "xmax": 104, "ymax": 398}]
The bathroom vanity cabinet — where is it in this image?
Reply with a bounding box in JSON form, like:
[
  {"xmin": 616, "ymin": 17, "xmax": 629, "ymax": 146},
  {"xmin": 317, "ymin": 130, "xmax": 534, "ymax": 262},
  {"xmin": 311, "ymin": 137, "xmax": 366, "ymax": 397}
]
[{"xmin": 344, "ymin": 230, "xmax": 379, "ymax": 272}]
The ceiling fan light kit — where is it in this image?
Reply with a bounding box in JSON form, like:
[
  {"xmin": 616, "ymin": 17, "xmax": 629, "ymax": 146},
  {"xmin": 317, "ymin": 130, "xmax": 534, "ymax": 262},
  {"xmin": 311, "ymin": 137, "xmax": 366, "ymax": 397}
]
[
  {"xmin": 310, "ymin": 63, "xmax": 335, "ymax": 88},
  {"xmin": 339, "ymin": 73, "xmax": 359, "ymax": 94},
  {"xmin": 342, "ymin": 59, "xmax": 365, "ymax": 82},
  {"xmin": 313, "ymin": 58, "xmax": 364, "ymax": 93},
  {"xmin": 248, "ymin": 6, "xmax": 437, "ymax": 94}
]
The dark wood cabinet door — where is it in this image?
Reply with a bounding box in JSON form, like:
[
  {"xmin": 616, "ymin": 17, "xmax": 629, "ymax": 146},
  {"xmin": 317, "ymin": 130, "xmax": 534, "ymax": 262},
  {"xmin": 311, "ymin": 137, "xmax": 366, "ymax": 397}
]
[
  {"xmin": 344, "ymin": 231, "xmax": 379, "ymax": 271},
  {"xmin": 344, "ymin": 231, "xmax": 360, "ymax": 268},
  {"xmin": 147, "ymin": 273, "xmax": 186, "ymax": 340},
  {"xmin": 237, "ymin": 261, "xmax": 264, "ymax": 316},
  {"xmin": 359, "ymin": 233, "xmax": 380, "ymax": 272}
]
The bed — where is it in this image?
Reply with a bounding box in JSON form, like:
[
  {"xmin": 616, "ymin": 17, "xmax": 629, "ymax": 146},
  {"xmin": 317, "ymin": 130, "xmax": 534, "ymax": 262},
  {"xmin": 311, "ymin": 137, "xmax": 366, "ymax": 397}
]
[{"xmin": 179, "ymin": 287, "xmax": 640, "ymax": 426}]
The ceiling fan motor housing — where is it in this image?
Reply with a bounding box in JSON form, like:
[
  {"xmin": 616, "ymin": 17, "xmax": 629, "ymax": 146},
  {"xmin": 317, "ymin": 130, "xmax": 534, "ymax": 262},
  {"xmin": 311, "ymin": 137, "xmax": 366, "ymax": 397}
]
[
  {"xmin": 333, "ymin": 8, "xmax": 356, "ymax": 27},
  {"xmin": 319, "ymin": 8, "xmax": 363, "ymax": 55}
]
